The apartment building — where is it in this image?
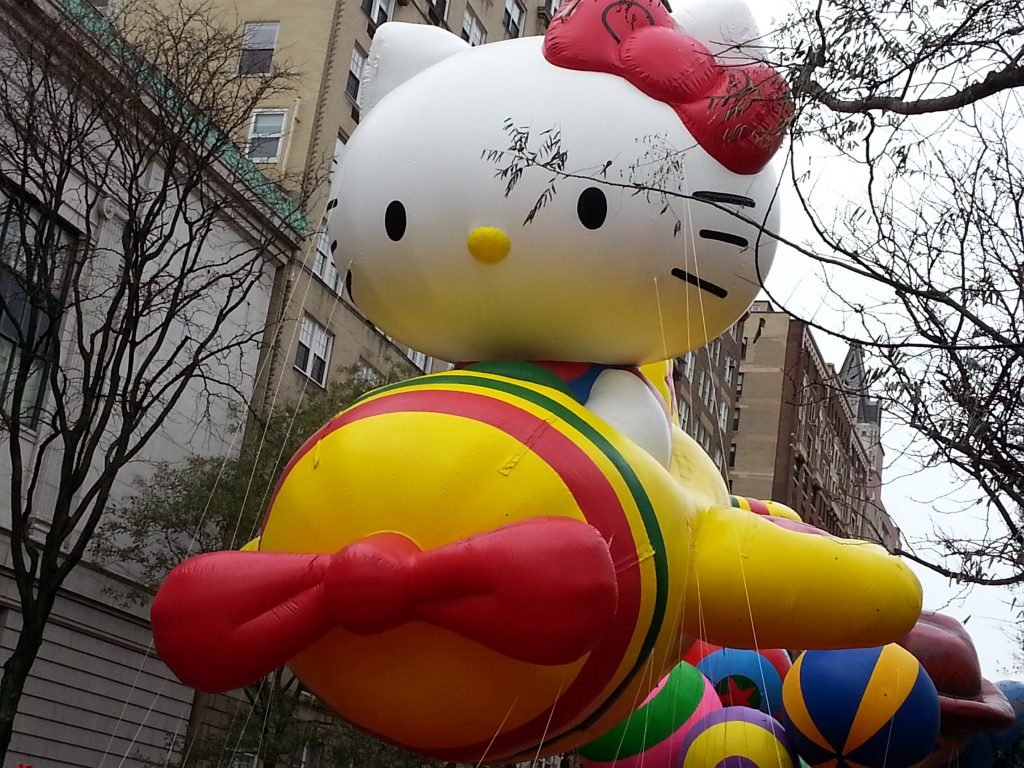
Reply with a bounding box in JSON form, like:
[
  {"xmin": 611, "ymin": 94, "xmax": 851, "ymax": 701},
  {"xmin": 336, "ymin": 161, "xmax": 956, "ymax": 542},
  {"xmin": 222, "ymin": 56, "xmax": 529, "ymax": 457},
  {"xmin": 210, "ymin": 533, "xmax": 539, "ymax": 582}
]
[
  {"xmin": 672, "ymin": 321, "xmax": 744, "ymax": 481},
  {"xmin": 728, "ymin": 301, "xmax": 899, "ymax": 550},
  {"xmin": 206, "ymin": 0, "xmax": 559, "ymax": 405}
]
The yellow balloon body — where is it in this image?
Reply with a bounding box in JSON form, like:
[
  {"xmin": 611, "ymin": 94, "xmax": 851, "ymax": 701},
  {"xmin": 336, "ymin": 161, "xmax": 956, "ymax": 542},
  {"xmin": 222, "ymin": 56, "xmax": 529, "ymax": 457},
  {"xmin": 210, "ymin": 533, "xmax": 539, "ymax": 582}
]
[
  {"xmin": 257, "ymin": 368, "xmax": 922, "ymax": 761},
  {"xmin": 260, "ymin": 369, "xmax": 709, "ymax": 760}
]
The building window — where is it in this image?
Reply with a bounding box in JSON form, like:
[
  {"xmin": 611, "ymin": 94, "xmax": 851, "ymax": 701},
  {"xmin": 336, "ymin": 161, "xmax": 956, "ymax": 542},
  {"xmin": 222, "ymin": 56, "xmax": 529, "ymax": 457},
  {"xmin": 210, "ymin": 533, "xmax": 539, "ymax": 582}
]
[
  {"xmin": 328, "ymin": 136, "xmax": 348, "ymax": 193},
  {"xmin": 736, "ymin": 372, "xmax": 744, "ymax": 397},
  {"xmin": 540, "ymin": 0, "xmax": 562, "ymax": 19},
  {"xmin": 407, "ymin": 348, "xmax": 431, "ymax": 371},
  {"xmin": 313, "ymin": 233, "xmax": 340, "ymax": 293},
  {"xmin": 740, "ymin": 336, "xmax": 748, "ymax": 359},
  {"xmin": 732, "ymin": 406, "xmax": 741, "ymax": 431},
  {"xmin": 239, "ymin": 22, "xmax": 278, "ymax": 75},
  {"xmin": 698, "ymin": 372, "xmax": 713, "ymax": 407},
  {"xmin": 681, "ymin": 351, "xmax": 695, "ymax": 381},
  {"xmin": 718, "ymin": 400, "xmax": 728, "ymax": 430},
  {"xmin": 678, "ymin": 399, "xmax": 690, "ymax": 432},
  {"xmin": 428, "ymin": 0, "xmax": 449, "ymax": 23},
  {"xmin": 728, "ymin": 442, "xmax": 737, "ymax": 468},
  {"xmin": 724, "ymin": 355, "xmax": 734, "ymax": 384},
  {"xmin": 461, "ymin": 7, "xmax": 487, "ymax": 45},
  {"xmin": 347, "ymin": 47, "xmax": 367, "ymax": 103},
  {"xmin": 246, "ymin": 109, "xmax": 287, "ymax": 162},
  {"xmin": 295, "ymin": 316, "xmax": 332, "ymax": 386},
  {"xmin": 502, "ymin": 0, "xmax": 526, "ymax": 37},
  {"xmin": 0, "ymin": 190, "xmax": 71, "ymax": 427},
  {"xmin": 361, "ymin": 0, "xmax": 395, "ymax": 26}
]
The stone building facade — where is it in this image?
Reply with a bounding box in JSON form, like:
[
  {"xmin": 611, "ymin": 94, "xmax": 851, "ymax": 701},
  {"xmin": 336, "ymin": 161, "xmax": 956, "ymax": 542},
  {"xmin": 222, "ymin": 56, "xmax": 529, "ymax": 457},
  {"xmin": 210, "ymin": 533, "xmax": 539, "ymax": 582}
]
[
  {"xmin": 728, "ymin": 301, "xmax": 899, "ymax": 549},
  {"xmin": 672, "ymin": 321, "xmax": 744, "ymax": 481}
]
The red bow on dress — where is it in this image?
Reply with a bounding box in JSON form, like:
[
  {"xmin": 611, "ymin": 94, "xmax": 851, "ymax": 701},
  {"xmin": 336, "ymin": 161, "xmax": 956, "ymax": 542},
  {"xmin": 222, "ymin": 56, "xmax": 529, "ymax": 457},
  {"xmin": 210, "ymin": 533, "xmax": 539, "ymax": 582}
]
[
  {"xmin": 151, "ymin": 517, "xmax": 619, "ymax": 693},
  {"xmin": 543, "ymin": 0, "xmax": 792, "ymax": 175}
]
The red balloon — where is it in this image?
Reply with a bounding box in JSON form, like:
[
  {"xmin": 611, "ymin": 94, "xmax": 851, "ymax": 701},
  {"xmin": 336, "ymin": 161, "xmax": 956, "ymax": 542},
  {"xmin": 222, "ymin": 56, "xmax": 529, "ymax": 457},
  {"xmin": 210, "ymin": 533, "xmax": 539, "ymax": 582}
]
[{"xmin": 152, "ymin": 517, "xmax": 619, "ymax": 692}]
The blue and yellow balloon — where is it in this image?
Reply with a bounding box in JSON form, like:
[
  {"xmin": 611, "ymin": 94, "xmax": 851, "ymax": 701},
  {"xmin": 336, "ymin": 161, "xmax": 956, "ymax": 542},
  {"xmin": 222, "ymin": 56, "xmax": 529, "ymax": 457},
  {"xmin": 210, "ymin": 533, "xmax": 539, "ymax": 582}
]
[{"xmin": 782, "ymin": 645, "xmax": 940, "ymax": 768}]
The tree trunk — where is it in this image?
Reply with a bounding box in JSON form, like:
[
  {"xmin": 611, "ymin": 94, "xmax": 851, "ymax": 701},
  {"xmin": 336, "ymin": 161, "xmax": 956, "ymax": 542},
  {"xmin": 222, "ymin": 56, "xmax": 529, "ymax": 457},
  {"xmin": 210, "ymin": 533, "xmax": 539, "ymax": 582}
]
[{"xmin": 0, "ymin": 596, "xmax": 53, "ymax": 761}]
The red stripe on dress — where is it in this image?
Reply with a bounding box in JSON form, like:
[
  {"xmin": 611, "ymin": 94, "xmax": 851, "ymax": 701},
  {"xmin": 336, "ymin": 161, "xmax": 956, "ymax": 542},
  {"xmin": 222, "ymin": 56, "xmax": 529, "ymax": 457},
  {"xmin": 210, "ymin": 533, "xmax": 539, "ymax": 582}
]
[{"xmin": 745, "ymin": 497, "xmax": 771, "ymax": 516}]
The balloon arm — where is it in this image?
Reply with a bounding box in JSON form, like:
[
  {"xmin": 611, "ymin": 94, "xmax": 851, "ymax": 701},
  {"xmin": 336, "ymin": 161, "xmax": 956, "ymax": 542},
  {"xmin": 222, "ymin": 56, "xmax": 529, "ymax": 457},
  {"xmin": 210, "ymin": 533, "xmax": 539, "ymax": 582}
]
[
  {"xmin": 584, "ymin": 370, "xmax": 672, "ymax": 467},
  {"xmin": 683, "ymin": 505, "xmax": 923, "ymax": 650},
  {"xmin": 152, "ymin": 517, "xmax": 619, "ymax": 692}
]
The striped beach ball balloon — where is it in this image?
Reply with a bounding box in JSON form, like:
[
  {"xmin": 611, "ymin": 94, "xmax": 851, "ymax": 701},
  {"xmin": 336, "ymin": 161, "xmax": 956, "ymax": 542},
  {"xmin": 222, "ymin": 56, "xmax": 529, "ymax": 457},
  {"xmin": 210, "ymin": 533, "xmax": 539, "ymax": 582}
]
[
  {"xmin": 680, "ymin": 707, "xmax": 798, "ymax": 768},
  {"xmin": 782, "ymin": 645, "xmax": 941, "ymax": 768},
  {"xmin": 580, "ymin": 662, "xmax": 722, "ymax": 768}
]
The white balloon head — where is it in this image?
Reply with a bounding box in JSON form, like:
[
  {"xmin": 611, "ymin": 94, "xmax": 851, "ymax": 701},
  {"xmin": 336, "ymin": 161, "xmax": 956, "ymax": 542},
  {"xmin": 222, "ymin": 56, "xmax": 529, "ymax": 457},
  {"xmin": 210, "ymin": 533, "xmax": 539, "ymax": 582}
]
[{"xmin": 328, "ymin": 3, "xmax": 784, "ymax": 365}]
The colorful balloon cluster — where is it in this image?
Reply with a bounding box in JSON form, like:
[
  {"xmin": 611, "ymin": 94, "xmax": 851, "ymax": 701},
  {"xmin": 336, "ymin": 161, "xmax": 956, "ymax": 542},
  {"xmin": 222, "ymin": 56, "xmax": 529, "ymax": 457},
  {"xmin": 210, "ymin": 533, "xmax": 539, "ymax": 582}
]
[
  {"xmin": 580, "ymin": 643, "xmax": 938, "ymax": 768},
  {"xmin": 580, "ymin": 657, "xmax": 797, "ymax": 768},
  {"xmin": 783, "ymin": 646, "xmax": 940, "ymax": 768},
  {"xmin": 684, "ymin": 639, "xmax": 791, "ymax": 716},
  {"xmin": 579, "ymin": 613, "xmax": 1021, "ymax": 768}
]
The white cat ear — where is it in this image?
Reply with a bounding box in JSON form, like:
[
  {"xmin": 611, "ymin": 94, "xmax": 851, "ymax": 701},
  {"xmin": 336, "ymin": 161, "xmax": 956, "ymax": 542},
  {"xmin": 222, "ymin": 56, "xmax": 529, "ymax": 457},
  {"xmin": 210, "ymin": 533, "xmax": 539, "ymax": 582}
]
[
  {"xmin": 670, "ymin": 0, "xmax": 763, "ymax": 65},
  {"xmin": 360, "ymin": 23, "xmax": 470, "ymax": 115}
]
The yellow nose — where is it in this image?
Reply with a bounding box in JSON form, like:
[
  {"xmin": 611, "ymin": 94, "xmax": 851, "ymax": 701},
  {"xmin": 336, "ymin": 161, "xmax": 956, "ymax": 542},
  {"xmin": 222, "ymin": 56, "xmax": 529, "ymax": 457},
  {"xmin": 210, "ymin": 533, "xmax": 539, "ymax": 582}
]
[{"xmin": 467, "ymin": 227, "xmax": 511, "ymax": 263}]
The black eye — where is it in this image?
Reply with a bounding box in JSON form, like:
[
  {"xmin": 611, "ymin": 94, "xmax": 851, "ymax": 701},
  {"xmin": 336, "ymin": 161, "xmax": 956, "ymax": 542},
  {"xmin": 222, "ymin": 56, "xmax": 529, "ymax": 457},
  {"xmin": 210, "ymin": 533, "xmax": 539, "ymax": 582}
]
[
  {"xmin": 385, "ymin": 201, "xmax": 406, "ymax": 241},
  {"xmin": 577, "ymin": 187, "xmax": 607, "ymax": 230}
]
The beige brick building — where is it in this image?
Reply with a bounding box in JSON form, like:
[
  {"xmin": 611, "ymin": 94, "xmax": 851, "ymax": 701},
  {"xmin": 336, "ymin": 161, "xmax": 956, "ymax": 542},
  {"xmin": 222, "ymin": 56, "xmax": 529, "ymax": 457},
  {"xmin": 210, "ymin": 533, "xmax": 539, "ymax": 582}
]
[
  {"xmin": 214, "ymin": 0, "xmax": 555, "ymax": 405},
  {"xmin": 672, "ymin": 321, "xmax": 745, "ymax": 482},
  {"xmin": 727, "ymin": 301, "xmax": 899, "ymax": 549}
]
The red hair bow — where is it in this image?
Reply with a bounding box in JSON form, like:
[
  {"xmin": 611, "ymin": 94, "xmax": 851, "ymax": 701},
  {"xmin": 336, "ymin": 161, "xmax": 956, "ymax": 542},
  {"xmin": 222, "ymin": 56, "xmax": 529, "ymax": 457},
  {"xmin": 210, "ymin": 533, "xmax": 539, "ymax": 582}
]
[{"xmin": 542, "ymin": 0, "xmax": 792, "ymax": 175}]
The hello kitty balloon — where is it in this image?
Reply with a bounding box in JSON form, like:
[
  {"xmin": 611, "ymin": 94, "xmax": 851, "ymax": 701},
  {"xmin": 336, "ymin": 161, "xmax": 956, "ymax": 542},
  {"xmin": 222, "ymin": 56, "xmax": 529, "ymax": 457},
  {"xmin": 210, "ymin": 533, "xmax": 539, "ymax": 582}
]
[{"xmin": 151, "ymin": 0, "xmax": 923, "ymax": 763}]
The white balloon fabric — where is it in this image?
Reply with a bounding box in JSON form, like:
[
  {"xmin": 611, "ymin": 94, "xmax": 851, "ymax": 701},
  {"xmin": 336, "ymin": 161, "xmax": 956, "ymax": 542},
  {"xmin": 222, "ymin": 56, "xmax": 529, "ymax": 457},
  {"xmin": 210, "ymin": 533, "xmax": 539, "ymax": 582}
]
[{"xmin": 329, "ymin": 17, "xmax": 782, "ymax": 365}]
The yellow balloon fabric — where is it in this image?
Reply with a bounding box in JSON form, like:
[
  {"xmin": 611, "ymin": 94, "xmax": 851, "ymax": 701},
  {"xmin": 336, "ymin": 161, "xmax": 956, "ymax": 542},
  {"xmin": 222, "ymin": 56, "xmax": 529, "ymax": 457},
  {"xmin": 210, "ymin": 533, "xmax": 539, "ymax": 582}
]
[
  {"xmin": 262, "ymin": 369, "xmax": 694, "ymax": 760},
  {"xmin": 254, "ymin": 369, "xmax": 922, "ymax": 762},
  {"xmin": 683, "ymin": 506, "xmax": 923, "ymax": 650}
]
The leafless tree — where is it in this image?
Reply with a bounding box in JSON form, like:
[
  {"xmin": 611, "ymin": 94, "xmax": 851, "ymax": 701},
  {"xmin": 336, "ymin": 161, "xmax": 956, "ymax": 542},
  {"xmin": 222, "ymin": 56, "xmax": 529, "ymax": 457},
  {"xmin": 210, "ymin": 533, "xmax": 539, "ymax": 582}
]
[
  {"xmin": 0, "ymin": 0, "xmax": 302, "ymax": 758},
  {"xmin": 762, "ymin": 0, "xmax": 1024, "ymax": 586}
]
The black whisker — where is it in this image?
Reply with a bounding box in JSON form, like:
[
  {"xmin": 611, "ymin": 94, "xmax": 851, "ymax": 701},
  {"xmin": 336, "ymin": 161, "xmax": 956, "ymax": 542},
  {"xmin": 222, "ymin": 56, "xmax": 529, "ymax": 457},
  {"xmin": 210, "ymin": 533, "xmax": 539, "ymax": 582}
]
[
  {"xmin": 692, "ymin": 191, "xmax": 756, "ymax": 208},
  {"xmin": 671, "ymin": 268, "xmax": 729, "ymax": 299},
  {"xmin": 700, "ymin": 229, "xmax": 749, "ymax": 248}
]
